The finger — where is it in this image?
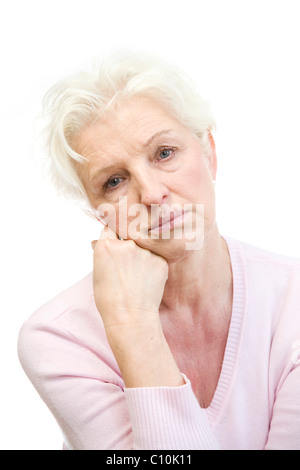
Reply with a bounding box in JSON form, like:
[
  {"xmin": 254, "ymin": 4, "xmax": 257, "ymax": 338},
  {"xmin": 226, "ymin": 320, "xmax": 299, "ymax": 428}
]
[{"xmin": 92, "ymin": 225, "xmax": 119, "ymax": 251}]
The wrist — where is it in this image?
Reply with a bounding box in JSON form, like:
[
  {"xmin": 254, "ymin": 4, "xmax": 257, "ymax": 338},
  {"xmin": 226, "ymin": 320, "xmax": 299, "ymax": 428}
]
[
  {"xmin": 101, "ymin": 307, "xmax": 160, "ymax": 331},
  {"xmin": 105, "ymin": 320, "xmax": 183, "ymax": 389},
  {"xmin": 105, "ymin": 317, "xmax": 164, "ymax": 356}
]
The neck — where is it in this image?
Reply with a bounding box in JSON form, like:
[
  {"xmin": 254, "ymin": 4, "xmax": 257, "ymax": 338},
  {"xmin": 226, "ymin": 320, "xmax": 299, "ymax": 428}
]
[{"xmin": 160, "ymin": 225, "xmax": 233, "ymax": 325}]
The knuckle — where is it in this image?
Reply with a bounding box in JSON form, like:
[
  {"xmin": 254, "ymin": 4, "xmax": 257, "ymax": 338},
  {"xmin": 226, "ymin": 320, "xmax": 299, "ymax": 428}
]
[
  {"xmin": 125, "ymin": 239, "xmax": 136, "ymax": 250},
  {"xmin": 94, "ymin": 238, "xmax": 110, "ymax": 255},
  {"xmin": 93, "ymin": 244, "xmax": 102, "ymax": 258}
]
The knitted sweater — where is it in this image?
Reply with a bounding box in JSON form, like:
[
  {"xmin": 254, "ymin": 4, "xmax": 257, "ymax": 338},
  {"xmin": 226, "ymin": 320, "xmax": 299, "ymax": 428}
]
[{"xmin": 18, "ymin": 237, "xmax": 300, "ymax": 450}]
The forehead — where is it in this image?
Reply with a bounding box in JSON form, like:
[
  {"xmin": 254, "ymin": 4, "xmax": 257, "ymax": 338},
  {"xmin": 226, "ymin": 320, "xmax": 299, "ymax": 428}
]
[{"xmin": 73, "ymin": 96, "xmax": 182, "ymax": 159}]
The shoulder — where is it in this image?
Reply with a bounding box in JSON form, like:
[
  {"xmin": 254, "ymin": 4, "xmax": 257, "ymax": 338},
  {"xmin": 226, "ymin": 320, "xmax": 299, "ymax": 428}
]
[
  {"xmin": 17, "ymin": 272, "xmax": 113, "ymax": 381},
  {"xmin": 224, "ymin": 235, "xmax": 300, "ymax": 337},
  {"xmin": 25, "ymin": 271, "xmax": 95, "ymax": 323},
  {"xmin": 225, "ymin": 235, "xmax": 300, "ymax": 286},
  {"xmin": 18, "ymin": 271, "xmax": 95, "ymax": 343}
]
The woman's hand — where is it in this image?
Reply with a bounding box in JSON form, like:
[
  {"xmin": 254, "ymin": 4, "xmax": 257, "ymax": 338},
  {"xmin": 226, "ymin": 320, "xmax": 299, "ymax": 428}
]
[
  {"xmin": 92, "ymin": 225, "xmax": 168, "ymax": 329},
  {"xmin": 91, "ymin": 226, "xmax": 184, "ymax": 389}
]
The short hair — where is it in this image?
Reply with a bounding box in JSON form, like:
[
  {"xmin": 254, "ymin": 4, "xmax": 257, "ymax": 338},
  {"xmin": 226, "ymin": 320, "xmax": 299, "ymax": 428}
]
[{"xmin": 42, "ymin": 51, "xmax": 216, "ymax": 211}]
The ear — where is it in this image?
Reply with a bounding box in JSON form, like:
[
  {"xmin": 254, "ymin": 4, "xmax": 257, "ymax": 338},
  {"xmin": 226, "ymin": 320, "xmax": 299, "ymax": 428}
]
[{"xmin": 207, "ymin": 131, "xmax": 217, "ymax": 180}]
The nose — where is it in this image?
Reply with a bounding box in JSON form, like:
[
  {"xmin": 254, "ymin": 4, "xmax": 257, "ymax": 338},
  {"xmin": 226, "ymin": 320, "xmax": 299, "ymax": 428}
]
[{"xmin": 133, "ymin": 167, "xmax": 169, "ymax": 207}]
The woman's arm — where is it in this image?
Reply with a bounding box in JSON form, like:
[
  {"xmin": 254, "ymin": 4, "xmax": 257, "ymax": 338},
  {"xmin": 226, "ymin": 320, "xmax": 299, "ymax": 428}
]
[
  {"xmin": 18, "ymin": 305, "xmax": 219, "ymax": 450},
  {"xmin": 265, "ymin": 355, "xmax": 300, "ymax": 449},
  {"xmin": 92, "ymin": 226, "xmax": 184, "ymax": 389}
]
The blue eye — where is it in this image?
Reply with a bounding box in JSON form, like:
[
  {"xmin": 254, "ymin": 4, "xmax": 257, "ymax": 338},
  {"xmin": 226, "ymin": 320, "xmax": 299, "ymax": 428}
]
[
  {"xmin": 158, "ymin": 148, "xmax": 174, "ymax": 160},
  {"xmin": 105, "ymin": 177, "xmax": 123, "ymax": 190}
]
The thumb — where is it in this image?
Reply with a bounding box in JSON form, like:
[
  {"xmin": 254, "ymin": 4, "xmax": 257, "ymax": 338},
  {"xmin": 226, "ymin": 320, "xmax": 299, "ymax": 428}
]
[{"xmin": 91, "ymin": 225, "xmax": 119, "ymax": 251}]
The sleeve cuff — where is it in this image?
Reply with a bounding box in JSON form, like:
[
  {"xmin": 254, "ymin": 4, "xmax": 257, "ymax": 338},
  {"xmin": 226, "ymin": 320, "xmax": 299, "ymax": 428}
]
[{"xmin": 124, "ymin": 373, "xmax": 219, "ymax": 450}]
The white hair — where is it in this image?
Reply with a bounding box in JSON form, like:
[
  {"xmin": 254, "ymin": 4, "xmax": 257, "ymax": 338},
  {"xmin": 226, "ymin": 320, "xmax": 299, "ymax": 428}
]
[{"xmin": 41, "ymin": 51, "xmax": 216, "ymax": 212}]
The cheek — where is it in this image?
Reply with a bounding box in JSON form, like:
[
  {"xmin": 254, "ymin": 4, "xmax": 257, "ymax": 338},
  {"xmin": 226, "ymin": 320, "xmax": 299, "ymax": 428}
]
[
  {"xmin": 178, "ymin": 156, "xmax": 216, "ymax": 227},
  {"xmin": 100, "ymin": 203, "xmax": 147, "ymax": 239},
  {"xmin": 95, "ymin": 196, "xmax": 147, "ymax": 239},
  {"xmin": 178, "ymin": 159, "xmax": 210, "ymax": 200}
]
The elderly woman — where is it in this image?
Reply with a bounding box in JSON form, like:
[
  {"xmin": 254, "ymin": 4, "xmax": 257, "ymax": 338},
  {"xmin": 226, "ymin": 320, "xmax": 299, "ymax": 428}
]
[{"xmin": 18, "ymin": 52, "xmax": 300, "ymax": 450}]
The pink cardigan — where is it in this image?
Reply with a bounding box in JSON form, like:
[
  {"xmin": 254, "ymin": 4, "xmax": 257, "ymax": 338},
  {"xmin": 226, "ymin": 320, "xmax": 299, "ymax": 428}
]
[{"xmin": 18, "ymin": 237, "xmax": 300, "ymax": 450}]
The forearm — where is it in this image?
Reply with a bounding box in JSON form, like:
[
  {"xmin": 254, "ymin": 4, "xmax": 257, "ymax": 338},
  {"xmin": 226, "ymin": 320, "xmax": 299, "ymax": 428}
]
[{"xmin": 105, "ymin": 318, "xmax": 184, "ymax": 389}]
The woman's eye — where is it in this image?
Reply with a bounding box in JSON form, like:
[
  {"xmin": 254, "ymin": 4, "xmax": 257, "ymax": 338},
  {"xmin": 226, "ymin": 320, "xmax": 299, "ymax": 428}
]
[
  {"xmin": 105, "ymin": 177, "xmax": 123, "ymax": 190},
  {"xmin": 157, "ymin": 148, "xmax": 174, "ymax": 160}
]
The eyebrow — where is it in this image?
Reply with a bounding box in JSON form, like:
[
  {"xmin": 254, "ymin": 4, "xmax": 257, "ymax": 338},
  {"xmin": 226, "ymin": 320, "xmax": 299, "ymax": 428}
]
[
  {"xmin": 89, "ymin": 129, "xmax": 174, "ymax": 185},
  {"xmin": 143, "ymin": 129, "xmax": 173, "ymax": 147}
]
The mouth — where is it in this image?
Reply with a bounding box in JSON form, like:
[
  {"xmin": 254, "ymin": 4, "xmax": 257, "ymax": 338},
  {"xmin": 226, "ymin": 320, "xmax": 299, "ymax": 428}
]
[{"xmin": 148, "ymin": 210, "xmax": 186, "ymax": 234}]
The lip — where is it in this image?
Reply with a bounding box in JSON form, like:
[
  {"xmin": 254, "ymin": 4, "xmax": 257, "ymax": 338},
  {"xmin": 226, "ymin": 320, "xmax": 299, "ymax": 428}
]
[{"xmin": 149, "ymin": 210, "xmax": 186, "ymax": 234}]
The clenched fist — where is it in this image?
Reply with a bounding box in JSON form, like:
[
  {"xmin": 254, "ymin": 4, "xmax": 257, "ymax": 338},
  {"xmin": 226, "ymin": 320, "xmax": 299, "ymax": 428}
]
[{"xmin": 92, "ymin": 226, "xmax": 168, "ymax": 329}]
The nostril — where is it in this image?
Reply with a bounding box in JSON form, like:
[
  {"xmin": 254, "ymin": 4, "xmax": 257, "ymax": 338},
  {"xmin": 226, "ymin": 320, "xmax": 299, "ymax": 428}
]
[{"xmin": 140, "ymin": 185, "xmax": 169, "ymax": 207}]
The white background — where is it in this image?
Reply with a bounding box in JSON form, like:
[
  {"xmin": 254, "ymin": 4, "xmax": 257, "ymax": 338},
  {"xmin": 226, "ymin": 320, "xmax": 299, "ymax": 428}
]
[{"xmin": 1, "ymin": 0, "xmax": 300, "ymax": 450}]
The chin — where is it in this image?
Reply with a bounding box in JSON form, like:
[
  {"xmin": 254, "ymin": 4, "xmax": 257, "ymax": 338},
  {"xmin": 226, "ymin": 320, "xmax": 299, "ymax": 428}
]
[{"xmin": 134, "ymin": 236, "xmax": 202, "ymax": 263}]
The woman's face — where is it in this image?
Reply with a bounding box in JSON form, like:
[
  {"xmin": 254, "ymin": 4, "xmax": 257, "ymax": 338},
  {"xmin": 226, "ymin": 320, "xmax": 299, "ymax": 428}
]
[{"xmin": 74, "ymin": 96, "xmax": 217, "ymax": 261}]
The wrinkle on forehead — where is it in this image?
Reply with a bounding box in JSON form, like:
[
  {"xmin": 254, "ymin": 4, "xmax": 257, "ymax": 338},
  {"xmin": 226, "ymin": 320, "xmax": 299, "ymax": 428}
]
[{"xmin": 74, "ymin": 97, "xmax": 180, "ymax": 162}]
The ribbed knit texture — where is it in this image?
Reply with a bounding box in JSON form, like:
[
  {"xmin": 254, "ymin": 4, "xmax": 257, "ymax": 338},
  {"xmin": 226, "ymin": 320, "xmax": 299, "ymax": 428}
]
[
  {"xmin": 206, "ymin": 236, "xmax": 247, "ymax": 425},
  {"xmin": 125, "ymin": 376, "xmax": 219, "ymax": 449}
]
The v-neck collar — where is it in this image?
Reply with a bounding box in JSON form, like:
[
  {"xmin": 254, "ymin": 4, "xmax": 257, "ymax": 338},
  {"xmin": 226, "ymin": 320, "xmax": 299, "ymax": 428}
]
[{"xmin": 205, "ymin": 236, "xmax": 248, "ymax": 426}]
